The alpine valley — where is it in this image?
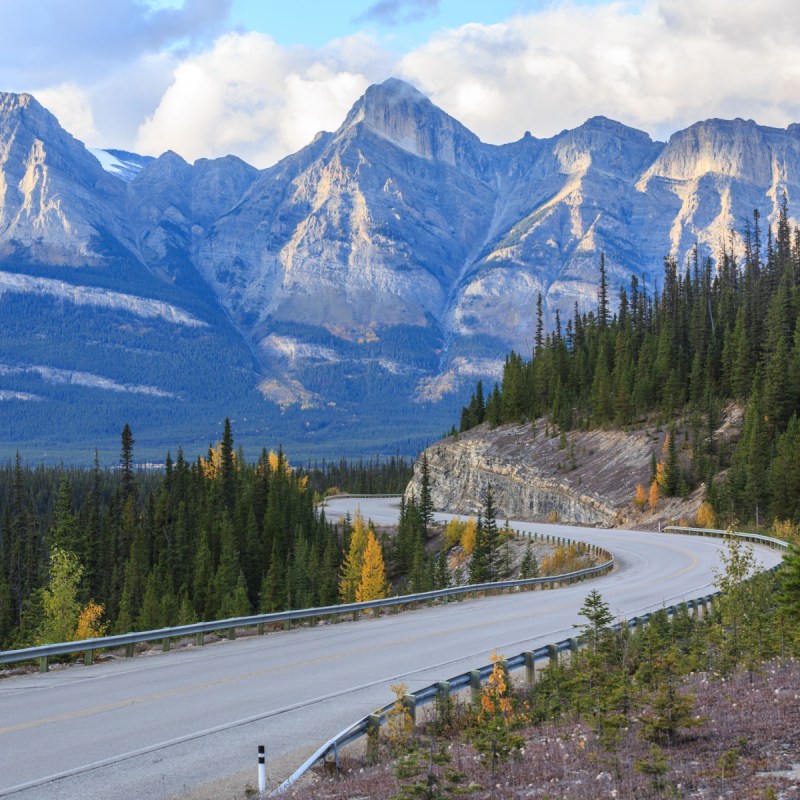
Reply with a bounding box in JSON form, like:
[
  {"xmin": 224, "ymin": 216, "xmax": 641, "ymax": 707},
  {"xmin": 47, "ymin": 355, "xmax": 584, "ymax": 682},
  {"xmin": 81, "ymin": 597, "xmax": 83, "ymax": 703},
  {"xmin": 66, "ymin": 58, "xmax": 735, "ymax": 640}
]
[{"xmin": 2, "ymin": 78, "xmax": 800, "ymax": 462}]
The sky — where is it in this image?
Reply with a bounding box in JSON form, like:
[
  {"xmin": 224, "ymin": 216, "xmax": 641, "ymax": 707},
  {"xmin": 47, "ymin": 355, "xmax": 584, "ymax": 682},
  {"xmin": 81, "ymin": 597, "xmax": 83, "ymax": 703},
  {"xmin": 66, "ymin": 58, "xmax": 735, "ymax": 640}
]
[{"xmin": 4, "ymin": 0, "xmax": 800, "ymax": 168}]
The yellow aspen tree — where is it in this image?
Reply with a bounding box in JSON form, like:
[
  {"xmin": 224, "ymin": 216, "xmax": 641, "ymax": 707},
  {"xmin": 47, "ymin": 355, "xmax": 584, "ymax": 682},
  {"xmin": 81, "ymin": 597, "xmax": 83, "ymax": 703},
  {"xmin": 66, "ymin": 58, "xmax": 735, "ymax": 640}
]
[
  {"xmin": 75, "ymin": 601, "xmax": 107, "ymax": 640},
  {"xmin": 444, "ymin": 518, "xmax": 465, "ymax": 548},
  {"xmin": 355, "ymin": 530, "xmax": 388, "ymax": 602},
  {"xmin": 648, "ymin": 479, "xmax": 660, "ymax": 511},
  {"xmin": 39, "ymin": 547, "xmax": 82, "ymax": 644},
  {"xmin": 634, "ymin": 483, "xmax": 647, "ymax": 511},
  {"xmin": 695, "ymin": 501, "xmax": 717, "ymax": 528},
  {"xmin": 460, "ymin": 515, "xmax": 477, "ymax": 555},
  {"xmin": 339, "ymin": 512, "xmax": 370, "ymax": 602}
]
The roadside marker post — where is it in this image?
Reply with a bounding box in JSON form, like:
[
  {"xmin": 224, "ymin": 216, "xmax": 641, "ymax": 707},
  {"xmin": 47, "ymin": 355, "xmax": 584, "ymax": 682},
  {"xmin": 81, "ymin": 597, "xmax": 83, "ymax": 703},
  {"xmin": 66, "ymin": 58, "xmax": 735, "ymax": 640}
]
[{"xmin": 258, "ymin": 744, "xmax": 266, "ymax": 798}]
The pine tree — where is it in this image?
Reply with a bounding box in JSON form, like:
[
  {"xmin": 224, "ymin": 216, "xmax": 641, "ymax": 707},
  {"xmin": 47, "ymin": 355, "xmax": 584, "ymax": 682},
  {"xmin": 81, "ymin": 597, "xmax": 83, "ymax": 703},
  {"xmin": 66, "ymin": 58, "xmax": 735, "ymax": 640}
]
[
  {"xmin": 220, "ymin": 417, "xmax": 236, "ymax": 514},
  {"xmin": 120, "ymin": 423, "xmax": 136, "ymax": 503},
  {"xmin": 418, "ymin": 453, "xmax": 434, "ymax": 535}
]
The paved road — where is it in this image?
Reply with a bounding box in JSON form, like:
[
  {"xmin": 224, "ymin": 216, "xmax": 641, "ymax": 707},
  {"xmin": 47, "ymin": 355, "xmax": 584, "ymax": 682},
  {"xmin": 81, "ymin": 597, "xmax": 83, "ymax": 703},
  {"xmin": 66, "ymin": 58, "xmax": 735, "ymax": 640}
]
[{"xmin": 0, "ymin": 497, "xmax": 783, "ymax": 799}]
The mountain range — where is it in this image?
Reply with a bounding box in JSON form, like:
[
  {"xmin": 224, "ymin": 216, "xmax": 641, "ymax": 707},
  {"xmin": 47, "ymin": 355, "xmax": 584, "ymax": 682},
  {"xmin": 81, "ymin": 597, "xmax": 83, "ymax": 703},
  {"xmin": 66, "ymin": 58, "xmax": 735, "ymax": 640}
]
[{"xmin": 1, "ymin": 79, "xmax": 799, "ymax": 463}]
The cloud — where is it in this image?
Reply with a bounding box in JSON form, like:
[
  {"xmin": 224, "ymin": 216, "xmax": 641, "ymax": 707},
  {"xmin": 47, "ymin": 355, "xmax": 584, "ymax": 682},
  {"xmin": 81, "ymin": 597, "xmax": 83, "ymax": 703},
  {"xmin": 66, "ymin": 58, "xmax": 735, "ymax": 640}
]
[
  {"xmin": 33, "ymin": 84, "xmax": 98, "ymax": 144},
  {"xmin": 15, "ymin": 0, "xmax": 800, "ymax": 168},
  {"xmin": 356, "ymin": 0, "xmax": 440, "ymax": 25},
  {"xmin": 397, "ymin": 0, "xmax": 800, "ymax": 143},
  {"xmin": 134, "ymin": 32, "xmax": 392, "ymax": 165},
  {"xmin": 2, "ymin": 0, "xmax": 230, "ymax": 88}
]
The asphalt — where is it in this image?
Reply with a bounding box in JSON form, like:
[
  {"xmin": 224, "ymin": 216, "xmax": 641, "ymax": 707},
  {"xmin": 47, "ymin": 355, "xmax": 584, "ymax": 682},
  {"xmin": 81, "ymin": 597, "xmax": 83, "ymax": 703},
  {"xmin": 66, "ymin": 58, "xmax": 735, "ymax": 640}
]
[{"xmin": 0, "ymin": 497, "xmax": 783, "ymax": 799}]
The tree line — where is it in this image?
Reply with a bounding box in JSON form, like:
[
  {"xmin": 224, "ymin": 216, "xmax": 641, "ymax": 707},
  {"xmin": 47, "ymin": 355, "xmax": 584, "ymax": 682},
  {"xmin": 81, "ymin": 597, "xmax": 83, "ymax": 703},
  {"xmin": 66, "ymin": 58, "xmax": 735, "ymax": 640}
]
[
  {"xmin": 0, "ymin": 422, "xmax": 413, "ymax": 648},
  {"xmin": 459, "ymin": 202, "xmax": 800, "ymax": 527}
]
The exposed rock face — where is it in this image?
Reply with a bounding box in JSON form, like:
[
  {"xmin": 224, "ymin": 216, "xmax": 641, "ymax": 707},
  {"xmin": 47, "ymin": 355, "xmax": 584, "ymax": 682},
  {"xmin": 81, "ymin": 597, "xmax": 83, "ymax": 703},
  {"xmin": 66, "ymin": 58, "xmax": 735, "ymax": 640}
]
[
  {"xmin": 405, "ymin": 421, "xmax": 659, "ymax": 526},
  {"xmin": 0, "ymin": 80, "xmax": 798, "ymax": 456},
  {"xmin": 0, "ymin": 93, "xmax": 130, "ymax": 266}
]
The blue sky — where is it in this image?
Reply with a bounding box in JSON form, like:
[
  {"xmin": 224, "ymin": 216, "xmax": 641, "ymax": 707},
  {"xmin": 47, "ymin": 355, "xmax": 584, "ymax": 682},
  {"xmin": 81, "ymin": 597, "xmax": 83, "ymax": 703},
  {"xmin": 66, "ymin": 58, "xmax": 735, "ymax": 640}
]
[
  {"xmin": 4, "ymin": 0, "xmax": 800, "ymax": 168},
  {"xmin": 229, "ymin": 1, "xmax": 542, "ymax": 49}
]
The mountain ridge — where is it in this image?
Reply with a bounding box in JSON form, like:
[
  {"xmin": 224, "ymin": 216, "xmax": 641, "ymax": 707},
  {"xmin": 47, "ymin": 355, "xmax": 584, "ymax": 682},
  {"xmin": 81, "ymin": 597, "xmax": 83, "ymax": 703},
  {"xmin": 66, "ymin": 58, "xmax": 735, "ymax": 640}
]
[{"xmin": 1, "ymin": 78, "xmax": 799, "ymax": 461}]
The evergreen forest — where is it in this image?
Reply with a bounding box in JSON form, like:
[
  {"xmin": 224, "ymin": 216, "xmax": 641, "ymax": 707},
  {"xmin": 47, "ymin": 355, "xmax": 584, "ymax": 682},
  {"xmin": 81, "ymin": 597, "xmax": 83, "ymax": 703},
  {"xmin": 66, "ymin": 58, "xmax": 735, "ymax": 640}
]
[
  {"xmin": 0, "ymin": 423, "xmax": 449, "ymax": 649},
  {"xmin": 459, "ymin": 203, "xmax": 800, "ymax": 528}
]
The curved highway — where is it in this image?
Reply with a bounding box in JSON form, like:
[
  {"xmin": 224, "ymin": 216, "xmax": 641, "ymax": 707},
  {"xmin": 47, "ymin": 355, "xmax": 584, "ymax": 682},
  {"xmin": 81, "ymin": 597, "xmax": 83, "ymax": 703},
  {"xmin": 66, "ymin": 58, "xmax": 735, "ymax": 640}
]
[{"xmin": 0, "ymin": 497, "xmax": 783, "ymax": 799}]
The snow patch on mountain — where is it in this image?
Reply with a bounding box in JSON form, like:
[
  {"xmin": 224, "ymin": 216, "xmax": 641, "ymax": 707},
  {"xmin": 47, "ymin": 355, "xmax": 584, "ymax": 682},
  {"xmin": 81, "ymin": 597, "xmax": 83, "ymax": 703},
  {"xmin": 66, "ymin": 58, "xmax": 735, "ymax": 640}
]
[
  {"xmin": 0, "ymin": 363, "xmax": 174, "ymax": 397},
  {"xmin": 0, "ymin": 272, "xmax": 207, "ymax": 327},
  {"xmin": 89, "ymin": 148, "xmax": 153, "ymax": 182},
  {"xmin": 0, "ymin": 389, "xmax": 41, "ymax": 401}
]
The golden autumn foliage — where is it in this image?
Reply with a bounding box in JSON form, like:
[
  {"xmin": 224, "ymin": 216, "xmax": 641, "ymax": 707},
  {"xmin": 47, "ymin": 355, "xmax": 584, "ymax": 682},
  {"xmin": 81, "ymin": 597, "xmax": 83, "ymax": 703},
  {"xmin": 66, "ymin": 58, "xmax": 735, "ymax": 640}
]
[
  {"xmin": 633, "ymin": 483, "xmax": 648, "ymax": 510},
  {"xmin": 339, "ymin": 512, "xmax": 371, "ymax": 602},
  {"xmin": 655, "ymin": 460, "xmax": 667, "ymax": 488},
  {"xmin": 648, "ymin": 479, "xmax": 660, "ymax": 511},
  {"xmin": 539, "ymin": 544, "xmax": 582, "ymax": 576},
  {"xmin": 477, "ymin": 651, "xmax": 524, "ymax": 729},
  {"xmin": 385, "ymin": 682, "xmax": 413, "ymax": 748},
  {"xmin": 199, "ymin": 443, "xmax": 236, "ymax": 479},
  {"xmin": 75, "ymin": 601, "xmax": 107, "ymax": 640},
  {"xmin": 444, "ymin": 518, "xmax": 465, "ymax": 548},
  {"xmin": 355, "ymin": 530, "xmax": 388, "ymax": 602},
  {"xmin": 460, "ymin": 516, "xmax": 478, "ymax": 555},
  {"xmin": 695, "ymin": 501, "xmax": 717, "ymax": 528},
  {"xmin": 772, "ymin": 519, "xmax": 800, "ymax": 545}
]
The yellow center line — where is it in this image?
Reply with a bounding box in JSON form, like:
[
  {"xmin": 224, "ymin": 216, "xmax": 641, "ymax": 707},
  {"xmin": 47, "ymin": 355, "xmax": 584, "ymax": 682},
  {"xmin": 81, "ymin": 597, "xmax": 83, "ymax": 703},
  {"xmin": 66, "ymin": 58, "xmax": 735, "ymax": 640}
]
[{"xmin": 1, "ymin": 541, "xmax": 709, "ymax": 736}]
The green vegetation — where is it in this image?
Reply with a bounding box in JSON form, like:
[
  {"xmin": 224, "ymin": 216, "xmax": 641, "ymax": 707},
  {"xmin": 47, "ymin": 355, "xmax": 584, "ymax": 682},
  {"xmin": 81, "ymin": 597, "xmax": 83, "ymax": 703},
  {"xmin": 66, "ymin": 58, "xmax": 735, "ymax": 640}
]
[
  {"xmin": 299, "ymin": 537, "xmax": 800, "ymax": 799},
  {"xmin": 460, "ymin": 202, "xmax": 800, "ymax": 527}
]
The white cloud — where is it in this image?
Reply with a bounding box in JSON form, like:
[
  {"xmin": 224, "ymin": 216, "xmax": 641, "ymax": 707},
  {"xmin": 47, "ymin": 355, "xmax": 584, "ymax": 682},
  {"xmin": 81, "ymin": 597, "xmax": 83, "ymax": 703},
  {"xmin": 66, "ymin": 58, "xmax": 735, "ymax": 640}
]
[
  {"xmin": 398, "ymin": 1, "xmax": 800, "ymax": 143},
  {"xmin": 135, "ymin": 32, "xmax": 391, "ymax": 165},
  {"xmin": 33, "ymin": 84, "xmax": 98, "ymax": 143},
  {"xmin": 12, "ymin": 0, "xmax": 800, "ymax": 166}
]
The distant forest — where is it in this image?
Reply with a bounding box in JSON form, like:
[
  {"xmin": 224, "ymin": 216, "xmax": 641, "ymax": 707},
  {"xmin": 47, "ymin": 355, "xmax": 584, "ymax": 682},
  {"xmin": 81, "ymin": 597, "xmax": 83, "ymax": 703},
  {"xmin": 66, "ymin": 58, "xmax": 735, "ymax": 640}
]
[{"xmin": 459, "ymin": 201, "xmax": 800, "ymax": 528}]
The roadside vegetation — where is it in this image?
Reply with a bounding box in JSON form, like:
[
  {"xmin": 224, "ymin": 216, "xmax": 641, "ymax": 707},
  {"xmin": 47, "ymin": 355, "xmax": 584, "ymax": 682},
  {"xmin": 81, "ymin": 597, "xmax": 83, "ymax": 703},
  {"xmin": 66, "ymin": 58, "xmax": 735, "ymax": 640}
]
[
  {"xmin": 289, "ymin": 536, "xmax": 800, "ymax": 799},
  {"xmin": 0, "ymin": 424, "xmax": 577, "ymax": 651}
]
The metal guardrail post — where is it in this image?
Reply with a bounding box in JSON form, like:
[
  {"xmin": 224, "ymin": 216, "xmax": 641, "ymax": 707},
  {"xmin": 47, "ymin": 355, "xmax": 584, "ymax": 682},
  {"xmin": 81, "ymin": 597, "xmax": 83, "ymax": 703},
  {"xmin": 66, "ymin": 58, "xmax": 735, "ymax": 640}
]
[{"xmin": 403, "ymin": 694, "xmax": 417, "ymax": 724}]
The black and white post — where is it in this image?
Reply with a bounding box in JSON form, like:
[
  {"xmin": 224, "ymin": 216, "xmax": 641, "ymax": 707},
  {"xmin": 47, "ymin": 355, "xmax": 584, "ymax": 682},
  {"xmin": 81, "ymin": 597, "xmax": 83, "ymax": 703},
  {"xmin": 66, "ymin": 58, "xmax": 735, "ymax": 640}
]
[{"xmin": 258, "ymin": 744, "xmax": 266, "ymax": 797}]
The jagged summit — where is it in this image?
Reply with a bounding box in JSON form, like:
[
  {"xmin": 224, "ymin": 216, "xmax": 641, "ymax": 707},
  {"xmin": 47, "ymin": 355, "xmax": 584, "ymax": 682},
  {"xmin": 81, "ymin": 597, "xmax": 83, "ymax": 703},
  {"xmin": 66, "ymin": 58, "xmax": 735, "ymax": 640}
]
[
  {"xmin": 2, "ymin": 81, "xmax": 800, "ymax": 458},
  {"xmin": 340, "ymin": 76, "xmax": 481, "ymax": 165}
]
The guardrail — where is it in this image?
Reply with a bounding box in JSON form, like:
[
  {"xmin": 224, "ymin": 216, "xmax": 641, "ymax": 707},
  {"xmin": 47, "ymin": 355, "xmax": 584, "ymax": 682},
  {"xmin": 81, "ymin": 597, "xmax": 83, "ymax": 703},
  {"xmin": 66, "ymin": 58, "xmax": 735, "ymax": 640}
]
[
  {"xmin": 272, "ymin": 525, "xmax": 788, "ymax": 795},
  {"xmin": 272, "ymin": 593, "xmax": 718, "ymax": 795},
  {"xmin": 0, "ymin": 530, "xmax": 612, "ymax": 673},
  {"xmin": 663, "ymin": 525, "xmax": 789, "ymax": 550}
]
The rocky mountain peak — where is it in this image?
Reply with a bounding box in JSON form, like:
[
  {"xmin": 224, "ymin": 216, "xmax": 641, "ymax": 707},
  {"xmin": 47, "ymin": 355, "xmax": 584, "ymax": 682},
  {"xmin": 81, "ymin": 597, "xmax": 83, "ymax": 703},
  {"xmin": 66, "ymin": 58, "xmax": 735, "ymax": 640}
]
[{"xmin": 341, "ymin": 77, "xmax": 481, "ymax": 167}]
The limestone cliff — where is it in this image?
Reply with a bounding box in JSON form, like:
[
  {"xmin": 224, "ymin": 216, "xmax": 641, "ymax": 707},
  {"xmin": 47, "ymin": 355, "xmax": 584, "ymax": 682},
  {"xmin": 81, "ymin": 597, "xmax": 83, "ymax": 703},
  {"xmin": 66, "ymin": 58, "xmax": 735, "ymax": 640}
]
[{"xmin": 405, "ymin": 421, "xmax": 664, "ymax": 526}]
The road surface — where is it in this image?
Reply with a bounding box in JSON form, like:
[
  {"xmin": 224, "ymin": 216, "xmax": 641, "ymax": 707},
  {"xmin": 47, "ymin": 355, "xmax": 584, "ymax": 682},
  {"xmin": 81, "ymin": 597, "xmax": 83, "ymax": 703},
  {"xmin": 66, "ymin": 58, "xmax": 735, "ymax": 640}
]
[{"xmin": 0, "ymin": 497, "xmax": 783, "ymax": 798}]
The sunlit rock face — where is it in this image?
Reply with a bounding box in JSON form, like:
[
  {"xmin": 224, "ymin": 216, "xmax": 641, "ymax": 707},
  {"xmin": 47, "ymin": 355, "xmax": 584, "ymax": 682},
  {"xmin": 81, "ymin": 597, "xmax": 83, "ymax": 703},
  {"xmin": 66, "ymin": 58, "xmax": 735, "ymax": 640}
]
[{"xmin": 1, "ymin": 81, "xmax": 799, "ymax": 424}]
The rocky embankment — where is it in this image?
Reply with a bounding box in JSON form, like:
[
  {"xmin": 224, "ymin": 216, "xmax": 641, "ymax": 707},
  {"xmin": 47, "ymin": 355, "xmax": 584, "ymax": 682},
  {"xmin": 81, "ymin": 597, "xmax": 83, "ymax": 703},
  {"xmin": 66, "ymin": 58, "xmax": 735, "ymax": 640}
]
[{"xmin": 405, "ymin": 418, "xmax": 717, "ymax": 528}]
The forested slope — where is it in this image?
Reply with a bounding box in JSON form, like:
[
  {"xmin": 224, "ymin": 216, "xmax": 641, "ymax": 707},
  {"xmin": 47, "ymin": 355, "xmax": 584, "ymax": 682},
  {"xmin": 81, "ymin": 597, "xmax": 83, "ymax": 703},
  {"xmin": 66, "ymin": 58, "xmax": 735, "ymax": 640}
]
[{"xmin": 459, "ymin": 203, "xmax": 800, "ymax": 528}]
